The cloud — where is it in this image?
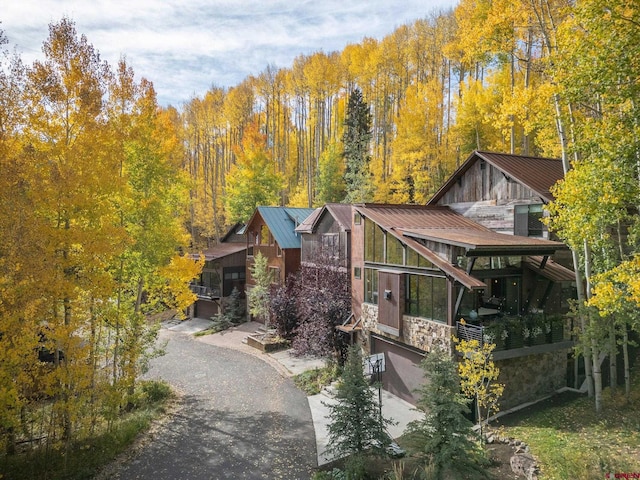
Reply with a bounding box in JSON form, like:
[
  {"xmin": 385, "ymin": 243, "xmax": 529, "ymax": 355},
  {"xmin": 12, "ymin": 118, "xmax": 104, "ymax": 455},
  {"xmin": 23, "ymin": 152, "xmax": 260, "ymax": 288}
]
[{"xmin": 1, "ymin": 0, "xmax": 457, "ymax": 106}]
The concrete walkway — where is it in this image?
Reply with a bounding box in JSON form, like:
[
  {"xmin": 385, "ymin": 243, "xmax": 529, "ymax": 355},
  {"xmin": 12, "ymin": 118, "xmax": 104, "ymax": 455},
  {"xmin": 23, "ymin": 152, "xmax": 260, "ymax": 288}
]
[{"xmin": 181, "ymin": 318, "xmax": 423, "ymax": 467}]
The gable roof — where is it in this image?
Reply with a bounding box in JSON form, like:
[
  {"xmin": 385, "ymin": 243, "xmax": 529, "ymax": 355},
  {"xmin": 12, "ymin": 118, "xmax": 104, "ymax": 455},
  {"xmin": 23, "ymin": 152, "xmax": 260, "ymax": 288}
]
[
  {"xmin": 295, "ymin": 203, "xmax": 352, "ymax": 234},
  {"xmin": 428, "ymin": 150, "xmax": 565, "ymax": 205},
  {"xmin": 220, "ymin": 222, "xmax": 247, "ymax": 243},
  {"xmin": 250, "ymin": 206, "xmax": 316, "ymax": 249},
  {"xmin": 294, "ymin": 207, "xmax": 322, "ymax": 234}
]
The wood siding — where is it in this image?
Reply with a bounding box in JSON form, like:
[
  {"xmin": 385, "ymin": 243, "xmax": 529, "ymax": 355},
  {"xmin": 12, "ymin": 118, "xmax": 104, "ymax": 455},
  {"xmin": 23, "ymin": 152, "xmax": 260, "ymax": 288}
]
[
  {"xmin": 300, "ymin": 211, "xmax": 350, "ymax": 269},
  {"xmin": 435, "ymin": 161, "xmax": 547, "ymax": 234},
  {"xmin": 377, "ymin": 270, "xmax": 403, "ymax": 335}
]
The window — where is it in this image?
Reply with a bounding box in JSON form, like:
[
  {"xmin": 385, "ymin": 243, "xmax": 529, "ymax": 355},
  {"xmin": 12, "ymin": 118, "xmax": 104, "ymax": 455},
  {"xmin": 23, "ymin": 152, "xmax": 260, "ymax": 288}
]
[
  {"xmin": 514, "ymin": 204, "xmax": 544, "ymax": 237},
  {"xmin": 364, "ymin": 218, "xmax": 385, "ymax": 263},
  {"xmin": 247, "ymin": 232, "xmax": 255, "ymax": 257},
  {"xmin": 405, "ymin": 274, "xmax": 447, "ymax": 322},
  {"xmin": 354, "ymin": 212, "xmax": 362, "ymax": 225},
  {"xmin": 386, "ymin": 235, "xmax": 404, "ymax": 265},
  {"xmin": 260, "ymin": 225, "xmax": 270, "ymax": 245},
  {"xmin": 354, "ymin": 267, "xmax": 361, "ymax": 279},
  {"xmin": 269, "ymin": 266, "xmax": 281, "ymax": 284},
  {"xmin": 364, "ymin": 268, "xmax": 378, "ymax": 304},
  {"xmin": 406, "ymin": 248, "xmax": 435, "ymax": 269},
  {"xmin": 276, "ymin": 245, "xmax": 282, "ymax": 257},
  {"xmin": 321, "ymin": 233, "xmax": 339, "ymax": 259}
]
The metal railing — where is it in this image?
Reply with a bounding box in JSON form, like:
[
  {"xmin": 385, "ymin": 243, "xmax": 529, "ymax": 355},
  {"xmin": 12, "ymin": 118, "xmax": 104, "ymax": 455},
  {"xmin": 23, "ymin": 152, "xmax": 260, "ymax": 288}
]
[
  {"xmin": 189, "ymin": 284, "xmax": 221, "ymax": 298},
  {"xmin": 456, "ymin": 321, "xmax": 484, "ymax": 343}
]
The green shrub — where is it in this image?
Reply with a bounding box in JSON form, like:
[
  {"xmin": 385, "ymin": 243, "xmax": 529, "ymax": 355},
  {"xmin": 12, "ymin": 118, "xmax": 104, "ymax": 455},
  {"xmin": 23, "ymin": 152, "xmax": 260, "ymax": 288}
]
[
  {"xmin": 293, "ymin": 363, "xmax": 341, "ymax": 395},
  {"xmin": 141, "ymin": 380, "xmax": 172, "ymax": 404}
]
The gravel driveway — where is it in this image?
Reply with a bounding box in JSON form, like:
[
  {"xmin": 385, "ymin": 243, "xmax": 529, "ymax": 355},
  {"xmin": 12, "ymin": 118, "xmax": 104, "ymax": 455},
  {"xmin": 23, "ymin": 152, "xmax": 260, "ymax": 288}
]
[{"xmin": 107, "ymin": 329, "xmax": 317, "ymax": 479}]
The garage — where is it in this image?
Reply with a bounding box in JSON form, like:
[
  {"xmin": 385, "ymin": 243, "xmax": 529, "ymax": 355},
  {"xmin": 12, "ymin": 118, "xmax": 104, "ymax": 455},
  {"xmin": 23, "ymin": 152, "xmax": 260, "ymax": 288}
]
[
  {"xmin": 194, "ymin": 299, "xmax": 218, "ymax": 319},
  {"xmin": 370, "ymin": 334, "xmax": 426, "ymax": 405}
]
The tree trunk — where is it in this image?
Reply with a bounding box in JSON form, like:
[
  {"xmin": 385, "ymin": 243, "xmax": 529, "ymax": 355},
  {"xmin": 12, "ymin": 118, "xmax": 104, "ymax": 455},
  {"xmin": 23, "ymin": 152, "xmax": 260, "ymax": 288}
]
[
  {"xmin": 609, "ymin": 321, "xmax": 617, "ymax": 393},
  {"xmin": 623, "ymin": 326, "xmax": 630, "ymax": 400},
  {"xmin": 591, "ymin": 344, "xmax": 603, "ymax": 414},
  {"xmin": 584, "ymin": 241, "xmax": 602, "ymax": 412}
]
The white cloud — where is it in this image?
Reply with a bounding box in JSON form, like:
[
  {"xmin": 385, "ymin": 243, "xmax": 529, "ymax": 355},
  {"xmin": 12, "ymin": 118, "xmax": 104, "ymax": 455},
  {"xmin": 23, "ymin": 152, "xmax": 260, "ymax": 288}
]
[{"xmin": 2, "ymin": 0, "xmax": 458, "ymax": 106}]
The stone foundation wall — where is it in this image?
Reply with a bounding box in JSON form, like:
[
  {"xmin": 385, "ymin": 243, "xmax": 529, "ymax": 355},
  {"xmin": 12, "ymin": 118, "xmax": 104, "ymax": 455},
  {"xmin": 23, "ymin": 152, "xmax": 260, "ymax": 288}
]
[
  {"xmin": 496, "ymin": 349, "xmax": 568, "ymax": 410},
  {"xmin": 360, "ymin": 302, "xmax": 567, "ymax": 411},
  {"xmin": 360, "ymin": 303, "xmax": 453, "ymax": 354}
]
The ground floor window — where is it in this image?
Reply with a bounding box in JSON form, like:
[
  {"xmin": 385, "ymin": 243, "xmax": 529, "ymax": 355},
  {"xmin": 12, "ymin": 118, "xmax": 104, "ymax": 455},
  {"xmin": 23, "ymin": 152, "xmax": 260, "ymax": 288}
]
[{"xmin": 364, "ymin": 268, "xmax": 378, "ymax": 304}]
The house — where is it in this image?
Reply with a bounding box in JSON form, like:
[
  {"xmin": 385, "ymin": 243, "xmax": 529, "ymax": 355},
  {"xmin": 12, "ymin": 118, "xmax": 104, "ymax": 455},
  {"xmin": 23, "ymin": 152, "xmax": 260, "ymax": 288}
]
[
  {"xmin": 189, "ymin": 223, "xmax": 247, "ymax": 319},
  {"xmin": 345, "ymin": 151, "xmax": 576, "ymax": 408},
  {"xmin": 245, "ymin": 206, "xmax": 315, "ymax": 321},
  {"xmin": 296, "ymin": 203, "xmax": 352, "ymax": 271}
]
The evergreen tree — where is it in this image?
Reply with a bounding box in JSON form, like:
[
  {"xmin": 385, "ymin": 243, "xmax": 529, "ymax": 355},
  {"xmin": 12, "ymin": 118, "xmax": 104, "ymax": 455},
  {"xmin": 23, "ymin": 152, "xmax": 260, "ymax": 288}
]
[
  {"xmin": 405, "ymin": 348, "xmax": 487, "ymax": 479},
  {"xmin": 343, "ymin": 88, "xmax": 373, "ymax": 203},
  {"xmin": 325, "ymin": 345, "xmax": 393, "ymax": 464}
]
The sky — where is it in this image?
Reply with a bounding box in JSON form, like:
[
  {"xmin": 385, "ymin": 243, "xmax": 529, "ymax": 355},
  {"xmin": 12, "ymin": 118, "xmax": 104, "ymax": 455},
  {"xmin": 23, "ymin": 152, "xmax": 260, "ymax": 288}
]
[{"xmin": 2, "ymin": 0, "xmax": 458, "ymax": 107}]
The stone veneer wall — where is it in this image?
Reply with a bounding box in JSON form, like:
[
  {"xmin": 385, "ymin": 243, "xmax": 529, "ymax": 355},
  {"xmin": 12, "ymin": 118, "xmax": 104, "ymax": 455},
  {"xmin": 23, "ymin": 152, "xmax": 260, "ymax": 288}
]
[
  {"xmin": 361, "ymin": 303, "xmax": 569, "ymax": 410},
  {"xmin": 496, "ymin": 349, "xmax": 568, "ymax": 410},
  {"xmin": 360, "ymin": 303, "xmax": 454, "ymax": 354}
]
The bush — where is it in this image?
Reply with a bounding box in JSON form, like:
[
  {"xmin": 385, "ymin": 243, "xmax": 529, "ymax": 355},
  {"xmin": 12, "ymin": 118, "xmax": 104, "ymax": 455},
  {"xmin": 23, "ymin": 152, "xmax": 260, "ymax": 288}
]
[
  {"xmin": 293, "ymin": 363, "xmax": 341, "ymax": 395},
  {"xmin": 141, "ymin": 380, "xmax": 172, "ymax": 404}
]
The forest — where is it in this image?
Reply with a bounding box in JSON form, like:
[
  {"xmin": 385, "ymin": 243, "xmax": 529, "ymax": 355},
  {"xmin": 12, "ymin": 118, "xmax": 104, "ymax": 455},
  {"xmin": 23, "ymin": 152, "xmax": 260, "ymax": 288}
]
[{"xmin": 0, "ymin": 0, "xmax": 639, "ymax": 460}]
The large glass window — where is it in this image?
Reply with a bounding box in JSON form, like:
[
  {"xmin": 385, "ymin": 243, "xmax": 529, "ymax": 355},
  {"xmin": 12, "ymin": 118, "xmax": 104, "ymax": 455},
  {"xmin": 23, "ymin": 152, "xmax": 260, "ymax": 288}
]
[
  {"xmin": 364, "ymin": 268, "xmax": 378, "ymax": 304},
  {"xmin": 405, "ymin": 274, "xmax": 447, "ymax": 322},
  {"xmin": 364, "ymin": 218, "xmax": 384, "ymax": 263},
  {"xmin": 386, "ymin": 235, "xmax": 404, "ymax": 265},
  {"xmin": 406, "ymin": 248, "xmax": 435, "ymax": 269}
]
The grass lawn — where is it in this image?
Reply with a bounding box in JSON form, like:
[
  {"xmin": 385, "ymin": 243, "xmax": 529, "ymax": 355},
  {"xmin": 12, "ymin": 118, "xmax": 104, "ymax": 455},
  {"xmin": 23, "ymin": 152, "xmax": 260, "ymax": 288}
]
[{"xmin": 499, "ymin": 383, "xmax": 640, "ymax": 479}]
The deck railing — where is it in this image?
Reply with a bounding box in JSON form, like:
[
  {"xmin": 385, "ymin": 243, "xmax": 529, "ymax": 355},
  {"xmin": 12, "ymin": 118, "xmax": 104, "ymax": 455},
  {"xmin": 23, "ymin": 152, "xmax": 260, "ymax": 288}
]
[
  {"xmin": 456, "ymin": 315, "xmax": 565, "ymax": 352},
  {"xmin": 189, "ymin": 284, "xmax": 221, "ymax": 298}
]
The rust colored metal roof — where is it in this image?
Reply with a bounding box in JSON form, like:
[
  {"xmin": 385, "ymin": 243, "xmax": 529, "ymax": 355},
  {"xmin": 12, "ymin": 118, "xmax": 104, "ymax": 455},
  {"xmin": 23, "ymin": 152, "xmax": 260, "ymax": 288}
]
[
  {"xmin": 355, "ymin": 204, "xmax": 484, "ymax": 230},
  {"xmin": 294, "ymin": 207, "xmax": 322, "ymax": 234},
  {"xmin": 189, "ymin": 243, "xmax": 246, "ymax": 261},
  {"xmin": 325, "ymin": 203, "xmax": 353, "ymax": 231},
  {"xmin": 295, "ymin": 203, "xmax": 352, "ymax": 234},
  {"xmin": 400, "ymin": 227, "xmax": 566, "ymax": 255},
  {"xmin": 524, "ymin": 256, "xmax": 576, "ymax": 282},
  {"xmin": 428, "ymin": 150, "xmax": 565, "ymax": 204},
  {"xmin": 397, "ymin": 234, "xmax": 487, "ymax": 290}
]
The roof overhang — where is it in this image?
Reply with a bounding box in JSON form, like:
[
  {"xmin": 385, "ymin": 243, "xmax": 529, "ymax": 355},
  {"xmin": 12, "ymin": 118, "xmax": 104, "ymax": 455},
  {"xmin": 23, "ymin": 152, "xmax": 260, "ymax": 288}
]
[
  {"xmin": 400, "ymin": 228, "xmax": 566, "ymax": 257},
  {"xmin": 189, "ymin": 243, "xmax": 247, "ymax": 262},
  {"xmin": 524, "ymin": 256, "xmax": 576, "ymax": 282}
]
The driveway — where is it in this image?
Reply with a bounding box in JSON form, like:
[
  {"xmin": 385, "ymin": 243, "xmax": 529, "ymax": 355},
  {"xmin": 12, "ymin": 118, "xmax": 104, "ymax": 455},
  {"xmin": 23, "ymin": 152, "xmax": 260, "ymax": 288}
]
[{"xmin": 106, "ymin": 328, "xmax": 317, "ymax": 479}]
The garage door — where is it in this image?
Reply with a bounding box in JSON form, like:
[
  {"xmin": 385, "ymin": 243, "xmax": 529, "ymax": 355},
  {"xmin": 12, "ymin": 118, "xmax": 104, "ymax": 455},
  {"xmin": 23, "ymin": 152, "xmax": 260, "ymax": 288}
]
[
  {"xmin": 195, "ymin": 299, "xmax": 218, "ymax": 319},
  {"xmin": 370, "ymin": 335, "xmax": 426, "ymax": 405}
]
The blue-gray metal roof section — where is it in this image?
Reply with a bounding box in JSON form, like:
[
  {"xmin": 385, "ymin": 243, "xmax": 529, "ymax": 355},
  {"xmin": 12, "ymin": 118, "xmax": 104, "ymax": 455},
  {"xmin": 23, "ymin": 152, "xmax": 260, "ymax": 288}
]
[{"xmin": 257, "ymin": 206, "xmax": 316, "ymax": 249}]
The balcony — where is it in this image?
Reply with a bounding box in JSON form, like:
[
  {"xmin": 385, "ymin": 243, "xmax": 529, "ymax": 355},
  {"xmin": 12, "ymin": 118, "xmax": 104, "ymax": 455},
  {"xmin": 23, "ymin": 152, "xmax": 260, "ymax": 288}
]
[
  {"xmin": 456, "ymin": 314, "xmax": 573, "ymax": 360},
  {"xmin": 189, "ymin": 283, "xmax": 221, "ymax": 299}
]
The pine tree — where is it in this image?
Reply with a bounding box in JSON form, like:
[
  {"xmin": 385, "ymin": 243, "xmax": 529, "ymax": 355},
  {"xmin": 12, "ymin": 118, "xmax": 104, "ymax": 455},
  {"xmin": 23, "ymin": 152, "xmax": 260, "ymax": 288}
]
[
  {"xmin": 405, "ymin": 348, "xmax": 487, "ymax": 478},
  {"xmin": 325, "ymin": 345, "xmax": 393, "ymax": 464},
  {"xmin": 343, "ymin": 88, "xmax": 372, "ymax": 203}
]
